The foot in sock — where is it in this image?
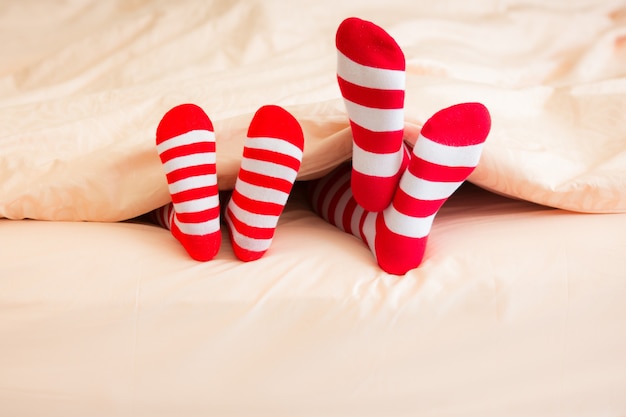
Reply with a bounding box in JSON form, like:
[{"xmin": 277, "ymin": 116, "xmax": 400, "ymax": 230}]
[
  {"xmin": 154, "ymin": 103, "xmax": 221, "ymax": 261},
  {"xmin": 309, "ymin": 103, "xmax": 491, "ymax": 275},
  {"xmin": 225, "ymin": 105, "xmax": 304, "ymax": 261},
  {"xmin": 336, "ymin": 17, "xmax": 409, "ymax": 212}
]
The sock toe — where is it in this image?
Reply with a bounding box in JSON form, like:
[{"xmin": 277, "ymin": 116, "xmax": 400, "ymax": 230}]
[
  {"xmin": 156, "ymin": 103, "xmax": 214, "ymax": 144},
  {"xmin": 336, "ymin": 17, "xmax": 405, "ymax": 70},
  {"xmin": 421, "ymin": 102, "xmax": 491, "ymax": 147}
]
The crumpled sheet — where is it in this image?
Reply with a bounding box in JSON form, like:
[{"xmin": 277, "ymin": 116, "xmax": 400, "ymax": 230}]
[{"xmin": 1, "ymin": 0, "xmax": 625, "ymax": 221}]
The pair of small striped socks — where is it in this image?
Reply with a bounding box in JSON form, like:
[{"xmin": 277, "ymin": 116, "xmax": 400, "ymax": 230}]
[
  {"xmin": 308, "ymin": 17, "xmax": 492, "ymax": 275},
  {"xmin": 152, "ymin": 104, "xmax": 304, "ymax": 262}
]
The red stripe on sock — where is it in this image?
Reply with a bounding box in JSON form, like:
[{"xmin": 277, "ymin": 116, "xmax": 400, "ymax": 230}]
[
  {"xmin": 357, "ymin": 208, "xmax": 369, "ymax": 244},
  {"xmin": 341, "ymin": 196, "xmax": 358, "ymax": 235},
  {"xmin": 242, "ymin": 147, "xmax": 301, "ymax": 173},
  {"xmin": 326, "ymin": 179, "xmax": 352, "ymax": 226},
  {"xmin": 159, "ymin": 141, "xmax": 215, "ymax": 162},
  {"xmin": 165, "ymin": 164, "xmax": 216, "ymax": 184},
  {"xmin": 175, "ymin": 206, "xmax": 220, "ymax": 224},
  {"xmin": 237, "ymin": 169, "xmax": 294, "ymax": 194},
  {"xmin": 338, "ymin": 77, "xmax": 404, "ymax": 109},
  {"xmin": 313, "ymin": 164, "xmax": 352, "ymax": 217},
  {"xmin": 170, "ymin": 185, "xmax": 219, "ymax": 204},
  {"xmin": 408, "ymin": 157, "xmax": 477, "ymax": 183},
  {"xmin": 230, "ymin": 190, "xmax": 284, "ymax": 216},
  {"xmin": 350, "ymin": 123, "xmax": 404, "ymax": 154},
  {"xmin": 392, "ymin": 188, "xmax": 446, "ymax": 218},
  {"xmin": 226, "ymin": 207, "xmax": 276, "ymax": 240}
]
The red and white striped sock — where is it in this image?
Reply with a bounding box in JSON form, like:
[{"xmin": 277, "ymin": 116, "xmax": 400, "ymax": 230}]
[
  {"xmin": 154, "ymin": 103, "xmax": 221, "ymax": 261},
  {"xmin": 225, "ymin": 105, "xmax": 304, "ymax": 262},
  {"xmin": 309, "ymin": 103, "xmax": 491, "ymax": 275},
  {"xmin": 336, "ymin": 17, "xmax": 408, "ymax": 212},
  {"xmin": 151, "ymin": 202, "xmax": 174, "ymax": 229}
]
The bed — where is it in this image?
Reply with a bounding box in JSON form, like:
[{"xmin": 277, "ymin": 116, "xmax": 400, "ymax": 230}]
[{"xmin": 2, "ymin": 1, "xmax": 626, "ymax": 416}]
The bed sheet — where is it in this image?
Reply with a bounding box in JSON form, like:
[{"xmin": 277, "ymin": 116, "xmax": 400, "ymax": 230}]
[{"xmin": 2, "ymin": 184, "xmax": 626, "ymax": 417}]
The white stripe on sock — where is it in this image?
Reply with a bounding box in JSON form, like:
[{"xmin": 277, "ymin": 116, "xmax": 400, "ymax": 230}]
[
  {"xmin": 413, "ymin": 134, "xmax": 484, "ymax": 167},
  {"xmin": 337, "ymin": 51, "xmax": 405, "ymax": 90},
  {"xmin": 168, "ymin": 174, "xmax": 217, "ymax": 195},
  {"xmin": 227, "ymin": 199, "xmax": 280, "ymax": 229},
  {"xmin": 162, "ymin": 153, "xmax": 216, "ymax": 175},
  {"xmin": 321, "ymin": 171, "xmax": 351, "ymax": 222},
  {"xmin": 173, "ymin": 194, "xmax": 220, "ymax": 214},
  {"xmin": 383, "ymin": 207, "xmax": 435, "ymax": 239},
  {"xmin": 362, "ymin": 211, "xmax": 377, "ymax": 248},
  {"xmin": 174, "ymin": 216, "xmax": 221, "ymax": 236},
  {"xmin": 343, "ymin": 99, "xmax": 404, "ymax": 132},
  {"xmin": 332, "ymin": 187, "xmax": 353, "ymax": 230},
  {"xmin": 399, "ymin": 173, "xmax": 464, "ymax": 201},
  {"xmin": 234, "ymin": 179, "xmax": 289, "ymax": 204},
  {"xmin": 156, "ymin": 130, "xmax": 215, "ymax": 154},
  {"xmin": 240, "ymin": 158, "xmax": 298, "ymax": 183},
  {"xmin": 352, "ymin": 143, "xmax": 404, "ymax": 177},
  {"xmin": 245, "ymin": 137, "xmax": 303, "ymax": 161},
  {"xmin": 350, "ymin": 205, "xmax": 365, "ymax": 239}
]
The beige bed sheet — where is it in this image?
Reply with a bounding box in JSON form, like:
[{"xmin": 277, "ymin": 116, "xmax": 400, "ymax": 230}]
[{"xmin": 2, "ymin": 184, "xmax": 626, "ymax": 416}]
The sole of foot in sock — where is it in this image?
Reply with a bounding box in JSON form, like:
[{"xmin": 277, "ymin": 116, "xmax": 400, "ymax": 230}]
[
  {"xmin": 225, "ymin": 105, "xmax": 304, "ymax": 262},
  {"xmin": 336, "ymin": 17, "xmax": 408, "ymax": 212},
  {"xmin": 155, "ymin": 103, "xmax": 221, "ymax": 261}
]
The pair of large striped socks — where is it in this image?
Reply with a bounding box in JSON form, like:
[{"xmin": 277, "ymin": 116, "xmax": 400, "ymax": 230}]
[
  {"xmin": 152, "ymin": 104, "xmax": 304, "ymax": 262},
  {"xmin": 309, "ymin": 17, "xmax": 491, "ymax": 275}
]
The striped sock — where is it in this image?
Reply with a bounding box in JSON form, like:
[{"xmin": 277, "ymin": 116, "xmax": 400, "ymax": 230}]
[
  {"xmin": 151, "ymin": 202, "xmax": 174, "ymax": 229},
  {"xmin": 225, "ymin": 105, "xmax": 304, "ymax": 262},
  {"xmin": 336, "ymin": 17, "xmax": 408, "ymax": 212},
  {"xmin": 375, "ymin": 103, "xmax": 491, "ymax": 274},
  {"xmin": 155, "ymin": 103, "xmax": 221, "ymax": 261},
  {"xmin": 309, "ymin": 103, "xmax": 491, "ymax": 275}
]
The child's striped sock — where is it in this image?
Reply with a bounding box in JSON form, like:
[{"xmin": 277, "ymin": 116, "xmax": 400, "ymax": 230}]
[
  {"xmin": 155, "ymin": 103, "xmax": 221, "ymax": 261},
  {"xmin": 336, "ymin": 17, "xmax": 408, "ymax": 212},
  {"xmin": 225, "ymin": 105, "xmax": 304, "ymax": 262},
  {"xmin": 309, "ymin": 103, "xmax": 491, "ymax": 275}
]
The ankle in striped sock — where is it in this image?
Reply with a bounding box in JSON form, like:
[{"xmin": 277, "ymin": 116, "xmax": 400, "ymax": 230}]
[
  {"xmin": 336, "ymin": 17, "xmax": 409, "ymax": 212},
  {"xmin": 155, "ymin": 103, "xmax": 221, "ymax": 261},
  {"xmin": 225, "ymin": 105, "xmax": 304, "ymax": 262}
]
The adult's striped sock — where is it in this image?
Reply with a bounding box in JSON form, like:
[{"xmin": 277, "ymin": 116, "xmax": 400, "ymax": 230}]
[
  {"xmin": 225, "ymin": 105, "xmax": 304, "ymax": 262},
  {"xmin": 155, "ymin": 103, "xmax": 221, "ymax": 261},
  {"xmin": 151, "ymin": 202, "xmax": 174, "ymax": 229},
  {"xmin": 309, "ymin": 103, "xmax": 491, "ymax": 275},
  {"xmin": 336, "ymin": 17, "xmax": 408, "ymax": 212},
  {"xmin": 375, "ymin": 102, "xmax": 490, "ymax": 274}
]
